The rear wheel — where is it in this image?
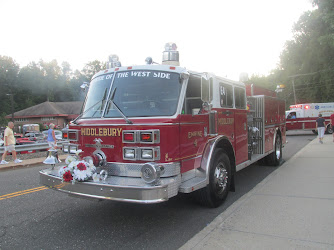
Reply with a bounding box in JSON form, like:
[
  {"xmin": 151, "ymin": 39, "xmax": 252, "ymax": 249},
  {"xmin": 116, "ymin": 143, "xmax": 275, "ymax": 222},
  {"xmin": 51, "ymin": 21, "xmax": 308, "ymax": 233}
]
[
  {"xmin": 196, "ymin": 150, "xmax": 231, "ymax": 208},
  {"xmin": 326, "ymin": 125, "xmax": 333, "ymax": 134}
]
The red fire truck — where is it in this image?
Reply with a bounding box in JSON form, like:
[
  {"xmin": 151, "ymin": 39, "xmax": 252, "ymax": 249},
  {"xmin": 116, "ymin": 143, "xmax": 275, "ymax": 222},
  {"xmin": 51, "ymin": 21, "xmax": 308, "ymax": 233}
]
[
  {"xmin": 286, "ymin": 103, "xmax": 334, "ymax": 134},
  {"xmin": 40, "ymin": 44, "xmax": 286, "ymax": 207}
]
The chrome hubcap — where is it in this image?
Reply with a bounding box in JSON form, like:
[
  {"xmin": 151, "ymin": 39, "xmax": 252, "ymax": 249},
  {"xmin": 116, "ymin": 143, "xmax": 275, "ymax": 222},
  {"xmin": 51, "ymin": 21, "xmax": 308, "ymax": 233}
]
[
  {"xmin": 275, "ymin": 137, "xmax": 281, "ymax": 160},
  {"xmin": 214, "ymin": 163, "xmax": 228, "ymax": 193}
]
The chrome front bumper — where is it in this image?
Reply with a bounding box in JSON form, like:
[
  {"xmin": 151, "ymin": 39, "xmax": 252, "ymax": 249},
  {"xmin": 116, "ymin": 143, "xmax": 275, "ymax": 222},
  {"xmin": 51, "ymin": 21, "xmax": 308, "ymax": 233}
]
[{"xmin": 39, "ymin": 167, "xmax": 181, "ymax": 204}]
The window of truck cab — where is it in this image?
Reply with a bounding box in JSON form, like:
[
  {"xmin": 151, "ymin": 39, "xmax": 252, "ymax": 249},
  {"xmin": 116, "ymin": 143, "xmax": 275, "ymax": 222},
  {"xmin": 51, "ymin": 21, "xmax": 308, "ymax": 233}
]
[
  {"xmin": 104, "ymin": 70, "xmax": 182, "ymax": 118},
  {"xmin": 183, "ymin": 75, "xmax": 202, "ymax": 114},
  {"xmin": 219, "ymin": 82, "xmax": 233, "ymax": 108},
  {"xmin": 234, "ymin": 86, "xmax": 246, "ymax": 109}
]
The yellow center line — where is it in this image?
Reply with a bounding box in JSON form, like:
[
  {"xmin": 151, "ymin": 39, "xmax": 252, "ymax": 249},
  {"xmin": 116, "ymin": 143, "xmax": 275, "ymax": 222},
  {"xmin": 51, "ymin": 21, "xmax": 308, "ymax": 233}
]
[
  {"xmin": 0, "ymin": 187, "xmax": 49, "ymax": 200},
  {"xmin": 0, "ymin": 184, "xmax": 64, "ymax": 201},
  {"xmin": 0, "ymin": 186, "xmax": 47, "ymax": 198}
]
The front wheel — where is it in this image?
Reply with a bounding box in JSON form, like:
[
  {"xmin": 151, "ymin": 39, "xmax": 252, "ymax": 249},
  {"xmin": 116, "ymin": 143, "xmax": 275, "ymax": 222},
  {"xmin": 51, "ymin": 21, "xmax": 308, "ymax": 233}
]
[
  {"xmin": 265, "ymin": 134, "xmax": 282, "ymax": 166},
  {"xmin": 196, "ymin": 150, "xmax": 231, "ymax": 208}
]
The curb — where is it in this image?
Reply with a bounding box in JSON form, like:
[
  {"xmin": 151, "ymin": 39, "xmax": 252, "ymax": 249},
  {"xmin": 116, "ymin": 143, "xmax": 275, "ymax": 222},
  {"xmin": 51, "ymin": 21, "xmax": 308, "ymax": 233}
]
[{"xmin": 0, "ymin": 154, "xmax": 67, "ymax": 171}]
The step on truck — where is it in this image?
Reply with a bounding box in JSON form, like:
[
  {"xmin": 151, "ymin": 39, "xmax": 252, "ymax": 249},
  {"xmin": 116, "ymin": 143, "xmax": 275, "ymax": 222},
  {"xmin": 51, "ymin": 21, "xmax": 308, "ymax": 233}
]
[
  {"xmin": 286, "ymin": 103, "xmax": 334, "ymax": 134},
  {"xmin": 40, "ymin": 43, "xmax": 286, "ymax": 207}
]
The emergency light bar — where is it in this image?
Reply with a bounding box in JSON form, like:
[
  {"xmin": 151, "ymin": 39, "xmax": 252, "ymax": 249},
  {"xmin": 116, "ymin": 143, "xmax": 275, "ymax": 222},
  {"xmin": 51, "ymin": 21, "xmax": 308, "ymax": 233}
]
[
  {"xmin": 162, "ymin": 42, "xmax": 180, "ymax": 66},
  {"xmin": 290, "ymin": 105, "xmax": 302, "ymax": 109},
  {"xmin": 107, "ymin": 54, "xmax": 121, "ymax": 69}
]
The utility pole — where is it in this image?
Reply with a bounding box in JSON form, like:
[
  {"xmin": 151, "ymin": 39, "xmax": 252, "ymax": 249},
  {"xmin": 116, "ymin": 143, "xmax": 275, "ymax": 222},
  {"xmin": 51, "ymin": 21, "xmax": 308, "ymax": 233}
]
[
  {"xmin": 292, "ymin": 78, "xmax": 297, "ymax": 105},
  {"xmin": 289, "ymin": 71, "xmax": 318, "ymax": 105}
]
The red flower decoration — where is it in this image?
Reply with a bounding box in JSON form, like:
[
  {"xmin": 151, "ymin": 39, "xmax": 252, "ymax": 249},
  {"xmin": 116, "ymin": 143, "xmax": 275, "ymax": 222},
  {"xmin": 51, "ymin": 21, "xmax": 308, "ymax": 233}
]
[
  {"xmin": 63, "ymin": 170, "xmax": 73, "ymax": 182},
  {"xmin": 77, "ymin": 163, "xmax": 87, "ymax": 171}
]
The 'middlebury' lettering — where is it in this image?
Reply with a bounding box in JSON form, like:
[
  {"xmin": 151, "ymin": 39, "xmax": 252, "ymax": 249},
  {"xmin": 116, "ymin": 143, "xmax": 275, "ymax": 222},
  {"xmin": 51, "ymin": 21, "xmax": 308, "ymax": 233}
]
[{"xmin": 81, "ymin": 128, "xmax": 122, "ymax": 137}]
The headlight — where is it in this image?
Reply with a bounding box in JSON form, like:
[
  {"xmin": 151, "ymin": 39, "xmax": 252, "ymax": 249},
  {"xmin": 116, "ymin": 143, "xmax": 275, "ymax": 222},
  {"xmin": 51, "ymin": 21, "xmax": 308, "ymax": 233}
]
[
  {"xmin": 63, "ymin": 144, "xmax": 69, "ymax": 153},
  {"xmin": 141, "ymin": 149, "xmax": 153, "ymax": 159},
  {"xmin": 123, "ymin": 148, "xmax": 136, "ymax": 160},
  {"xmin": 69, "ymin": 145, "xmax": 78, "ymax": 154}
]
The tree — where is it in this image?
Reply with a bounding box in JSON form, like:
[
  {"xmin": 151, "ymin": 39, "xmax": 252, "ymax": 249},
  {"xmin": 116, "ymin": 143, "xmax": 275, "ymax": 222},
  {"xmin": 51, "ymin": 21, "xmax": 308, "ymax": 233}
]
[
  {"xmin": 248, "ymin": 0, "xmax": 334, "ymax": 107},
  {"xmin": 0, "ymin": 56, "xmax": 20, "ymax": 125},
  {"xmin": 81, "ymin": 60, "xmax": 106, "ymax": 81}
]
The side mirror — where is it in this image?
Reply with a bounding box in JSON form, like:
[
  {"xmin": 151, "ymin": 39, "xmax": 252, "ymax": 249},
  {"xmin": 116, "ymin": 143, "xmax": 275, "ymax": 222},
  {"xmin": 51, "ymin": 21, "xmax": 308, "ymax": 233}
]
[
  {"xmin": 201, "ymin": 74, "xmax": 213, "ymax": 103},
  {"xmin": 80, "ymin": 82, "xmax": 89, "ymax": 91}
]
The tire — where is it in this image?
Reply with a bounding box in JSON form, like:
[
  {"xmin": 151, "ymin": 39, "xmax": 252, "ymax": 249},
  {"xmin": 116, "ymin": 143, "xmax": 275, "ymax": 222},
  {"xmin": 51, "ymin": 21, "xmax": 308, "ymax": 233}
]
[
  {"xmin": 326, "ymin": 125, "xmax": 333, "ymax": 134},
  {"xmin": 196, "ymin": 149, "xmax": 231, "ymax": 208},
  {"xmin": 265, "ymin": 134, "xmax": 282, "ymax": 166}
]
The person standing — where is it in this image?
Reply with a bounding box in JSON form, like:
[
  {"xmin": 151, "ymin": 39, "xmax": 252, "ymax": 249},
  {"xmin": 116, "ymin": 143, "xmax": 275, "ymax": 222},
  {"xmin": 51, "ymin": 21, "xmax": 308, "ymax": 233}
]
[
  {"xmin": 1, "ymin": 122, "xmax": 23, "ymax": 164},
  {"xmin": 316, "ymin": 114, "xmax": 326, "ymax": 144},
  {"xmin": 330, "ymin": 112, "xmax": 334, "ymax": 142},
  {"xmin": 47, "ymin": 123, "xmax": 57, "ymax": 149}
]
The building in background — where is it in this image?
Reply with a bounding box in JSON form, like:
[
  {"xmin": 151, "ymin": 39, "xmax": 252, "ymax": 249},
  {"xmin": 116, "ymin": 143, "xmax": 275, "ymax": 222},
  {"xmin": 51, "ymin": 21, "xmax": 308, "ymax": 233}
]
[{"xmin": 5, "ymin": 101, "xmax": 83, "ymax": 131}]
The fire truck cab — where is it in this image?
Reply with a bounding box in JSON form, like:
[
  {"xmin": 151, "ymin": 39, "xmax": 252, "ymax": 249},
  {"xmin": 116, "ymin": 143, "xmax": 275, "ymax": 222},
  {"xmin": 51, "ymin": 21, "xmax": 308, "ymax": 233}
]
[{"xmin": 40, "ymin": 43, "xmax": 286, "ymax": 207}]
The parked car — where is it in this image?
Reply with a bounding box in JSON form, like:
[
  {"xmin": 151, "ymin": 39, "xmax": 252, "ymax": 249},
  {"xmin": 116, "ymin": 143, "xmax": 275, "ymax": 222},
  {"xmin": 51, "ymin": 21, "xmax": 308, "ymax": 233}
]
[
  {"xmin": 25, "ymin": 132, "xmax": 45, "ymax": 142},
  {"xmin": 42, "ymin": 130, "xmax": 63, "ymax": 140},
  {"xmin": 14, "ymin": 133, "xmax": 35, "ymax": 145},
  {"xmin": 0, "ymin": 138, "xmax": 4, "ymax": 147}
]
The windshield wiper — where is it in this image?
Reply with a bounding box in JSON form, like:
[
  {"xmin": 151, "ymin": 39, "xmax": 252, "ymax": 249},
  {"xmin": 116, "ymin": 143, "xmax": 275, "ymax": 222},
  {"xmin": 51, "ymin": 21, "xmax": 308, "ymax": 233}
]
[
  {"xmin": 72, "ymin": 99, "xmax": 104, "ymax": 124},
  {"xmin": 106, "ymin": 88, "xmax": 133, "ymax": 124}
]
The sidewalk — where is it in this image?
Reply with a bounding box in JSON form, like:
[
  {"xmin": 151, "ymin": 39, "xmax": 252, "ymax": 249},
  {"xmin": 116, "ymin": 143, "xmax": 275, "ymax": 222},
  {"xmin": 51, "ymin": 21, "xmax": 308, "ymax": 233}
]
[
  {"xmin": 181, "ymin": 134, "xmax": 334, "ymax": 249},
  {"xmin": 0, "ymin": 154, "xmax": 67, "ymax": 170}
]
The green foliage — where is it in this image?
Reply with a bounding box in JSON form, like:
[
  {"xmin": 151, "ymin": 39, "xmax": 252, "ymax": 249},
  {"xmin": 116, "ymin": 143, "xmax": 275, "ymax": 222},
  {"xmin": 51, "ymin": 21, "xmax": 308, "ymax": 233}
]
[
  {"xmin": 249, "ymin": 0, "xmax": 334, "ymax": 107},
  {"xmin": 0, "ymin": 56, "xmax": 106, "ymax": 120}
]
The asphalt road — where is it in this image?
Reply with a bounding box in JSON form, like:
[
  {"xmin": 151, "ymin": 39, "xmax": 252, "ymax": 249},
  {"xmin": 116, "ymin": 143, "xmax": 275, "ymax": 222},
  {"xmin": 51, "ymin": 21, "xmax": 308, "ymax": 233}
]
[{"xmin": 0, "ymin": 131, "xmax": 316, "ymax": 249}]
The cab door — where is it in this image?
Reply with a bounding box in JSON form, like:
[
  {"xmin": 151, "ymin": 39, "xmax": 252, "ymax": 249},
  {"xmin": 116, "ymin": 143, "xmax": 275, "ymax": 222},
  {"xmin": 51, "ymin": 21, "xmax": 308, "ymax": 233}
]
[
  {"xmin": 286, "ymin": 111, "xmax": 302, "ymax": 130},
  {"xmin": 217, "ymin": 82, "xmax": 235, "ymax": 149},
  {"xmin": 234, "ymin": 87, "xmax": 248, "ymax": 165}
]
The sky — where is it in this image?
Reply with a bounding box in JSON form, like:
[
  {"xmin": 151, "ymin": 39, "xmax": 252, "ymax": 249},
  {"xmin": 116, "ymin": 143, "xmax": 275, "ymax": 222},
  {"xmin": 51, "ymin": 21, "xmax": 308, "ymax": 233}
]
[{"xmin": 0, "ymin": 0, "xmax": 314, "ymax": 81}]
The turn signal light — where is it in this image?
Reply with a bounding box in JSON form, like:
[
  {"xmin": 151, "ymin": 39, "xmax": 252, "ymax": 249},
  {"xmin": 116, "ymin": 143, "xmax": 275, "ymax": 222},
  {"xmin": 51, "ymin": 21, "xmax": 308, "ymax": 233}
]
[
  {"xmin": 140, "ymin": 133, "xmax": 152, "ymax": 142},
  {"xmin": 123, "ymin": 132, "xmax": 135, "ymax": 142}
]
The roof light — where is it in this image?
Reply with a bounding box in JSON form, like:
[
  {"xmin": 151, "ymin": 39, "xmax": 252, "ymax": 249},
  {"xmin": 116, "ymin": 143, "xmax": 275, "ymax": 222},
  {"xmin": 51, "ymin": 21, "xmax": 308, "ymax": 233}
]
[
  {"xmin": 162, "ymin": 42, "xmax": 180, "ymax": 66},
  {"xmin": 107, "ymin": 54, "xmax": 122, "ymax": 69},
  {"xmin": 304, "ymin": 105, "xmax": 310, "ymax": 109}
]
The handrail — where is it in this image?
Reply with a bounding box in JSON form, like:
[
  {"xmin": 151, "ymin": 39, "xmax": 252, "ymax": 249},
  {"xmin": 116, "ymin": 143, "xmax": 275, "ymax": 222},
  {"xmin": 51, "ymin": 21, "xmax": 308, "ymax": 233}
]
[{"xmin": 0, "ymin": 140, "xmax": 66, "ymax": 154}]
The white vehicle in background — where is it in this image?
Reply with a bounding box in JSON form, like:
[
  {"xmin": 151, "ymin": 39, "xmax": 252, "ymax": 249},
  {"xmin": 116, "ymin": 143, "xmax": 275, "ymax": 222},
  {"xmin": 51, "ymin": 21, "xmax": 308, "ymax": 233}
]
[
  {"xmin": 22, "ymin": 124, "xmax": 40, "ymax": 135},
  {"xmin": 0, "ymin": 138, "xmax": 3, "ymax": 147},
  {"xmin": 285, "ymin": 103, "xmax": 334, "ymax": 134}
]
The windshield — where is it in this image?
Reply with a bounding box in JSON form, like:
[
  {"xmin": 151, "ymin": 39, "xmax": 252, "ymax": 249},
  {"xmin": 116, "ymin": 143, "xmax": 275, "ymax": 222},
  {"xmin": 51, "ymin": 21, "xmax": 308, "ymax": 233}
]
[
  {"xmin": 82, "ymin": 73, "xmax": 114, "ymax": 118},
  {"xmin": 82, "ymin": 70, "xmax": 182, "ymax": 118},
  {"xmin": 105, "ymin": 70, "xmax": 181, "ymax": 118}
]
